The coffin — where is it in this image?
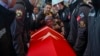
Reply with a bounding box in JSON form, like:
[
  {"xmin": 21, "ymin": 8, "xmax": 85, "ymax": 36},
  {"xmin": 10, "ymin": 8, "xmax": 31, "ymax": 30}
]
[{"xmin": 27, "ymin": 26, "xmax": 76, "ymax": 56}]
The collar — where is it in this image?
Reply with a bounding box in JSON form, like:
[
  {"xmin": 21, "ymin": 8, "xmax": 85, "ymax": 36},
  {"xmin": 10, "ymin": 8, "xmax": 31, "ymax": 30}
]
[
  {"xmin": 72, "ymin": 0, "xmax": 77, "ymax": 4},
  {"xmin": 0, "ymin": 1, "xmax": 8, "ymax": 8}
]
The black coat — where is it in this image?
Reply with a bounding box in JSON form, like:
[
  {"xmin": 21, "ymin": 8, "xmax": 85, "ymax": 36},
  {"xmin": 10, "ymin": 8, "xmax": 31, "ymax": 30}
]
[
  {"xmin": 58, "ymin": 6, "xmax": 70, "ymax": 38},
  {"xmin": 68, "ymin": 3, "xmax": 92, "ymax": 56},
  {"xmin": 36, "ymin": 10, "xmax": 53, "ymax": 29},
  {"xmin": 11, "ymin": 1, "xmax": 28, "ymax": 56},
  {"xmin": 0, "ymin": 5, "xmax": 16, "ymax": 56},
  {"xmin": 83, "ymin": 8, "xmax": 100, "ymax": 56},
  {"xmin": 36, "ymin": 11, "xmax": 46, "ymax": 29},
  {"xmin": 69, "ymin": 0, "xmax": 82, "ymax": 14},
  {"xmin": 83, "ymin": 0, "xmax": 100, "ymax": 56}
]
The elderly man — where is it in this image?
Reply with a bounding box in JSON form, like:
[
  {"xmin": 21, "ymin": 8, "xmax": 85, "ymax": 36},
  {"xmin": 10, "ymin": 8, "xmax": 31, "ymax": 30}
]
[
  {"xmin": 0, "ymin": 0, "xmax": 16, "ymax": 56},
  {"xmin": 52, "ymin": 0, "xmax": 70, "ymax": 39}
]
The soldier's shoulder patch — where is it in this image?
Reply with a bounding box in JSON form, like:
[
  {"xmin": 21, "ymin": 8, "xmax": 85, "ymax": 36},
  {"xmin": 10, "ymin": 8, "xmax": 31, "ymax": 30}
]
[
  {"xmin": 79, "ymin": 13, "xmax": 84, "ymax": 18},
  {"xmin": 63, "ymin": 12, "xmax": 65, "ymax": 17},
  {"xmin": 88, "ymin": 12, "xmax": 95, "ymax": 17},
  {"xmin": 88, "ymin": 9, "xmax": 95, "ymax": 17},
  {"xmin": 0, "ymin": 28, "xmax": 6, "ymax": 38},
  {"xmin": 77, "ymin": 13, "xmax": 85, "ymax": 22},
  {"xmin": 79, "ymin": 20, "xmax": 86, "ymax": 28},
  {"xmin": 16, "ymin": 9, "xmax": 23, "ymax": 19}
]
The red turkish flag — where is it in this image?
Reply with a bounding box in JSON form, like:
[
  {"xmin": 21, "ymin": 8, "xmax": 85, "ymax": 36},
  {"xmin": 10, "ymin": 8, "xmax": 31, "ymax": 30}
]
[
  {"xmin": 27, "ymin": 26, "xmax": 76, "ymax": 56},
  {"xmin": 77, "ymin": 16, "xmax": 81, "ymax": 22}
]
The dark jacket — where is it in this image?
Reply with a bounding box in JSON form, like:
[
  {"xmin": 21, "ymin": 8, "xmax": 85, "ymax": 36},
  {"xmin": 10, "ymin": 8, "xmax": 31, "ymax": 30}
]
[
  {"xmin": 68, "ymin": 3, "xmax": 92, "ymax": 56},
  {"xmin": 36, "ymin": 11, "xmax": 46, "ymax": 29},
  {"xmin": 36, "ymin": 10, "xmax": 53, "ymax": 29},
  {"xmin": 84, "ymin": 8, "xmax": 100, "ymax": 56},
  {"xmin": 24, "ymin": 0, "xmax": 33, "ymax": 43},
  {"xmin": 58, "ymin": 6, "xmax": 70, "ymax": 38},
  {"xmin": 0, "ymin": 5, "xmax": 16, "ymax": 56},
  {"xmin": 74, "ymin": 3, "xmax": 92, "ymax": 56},
  {"xmin": 69, "ymin": 0, "xmax": 82, "ymax": 14},
  {"xmin": 83, "ymin": 0, "xmax": 100, "ymax": 56},
  {"xmin": 11, "ymin": 1, "xmax": 27, "ymax": 56}
]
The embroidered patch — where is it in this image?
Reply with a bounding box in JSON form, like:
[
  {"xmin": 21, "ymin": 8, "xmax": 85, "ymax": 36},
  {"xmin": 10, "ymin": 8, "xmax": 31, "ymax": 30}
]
[
  {"xmin": 77, "ymin": 13, "xmax": 85, "ymax": 21},
  {"xmin": 80, "ymin": 13, "xmax": 84, "ymax": 18},
  {"xmin": 16, "ymin": 9, "xmax": 23, "ymax": 19},
  {"xmin": 63, "ymin": 12, "xmax": 65, "ymax": 18},
  {"xmin": 77, "ymin": 16, "xmax": 81, "ymax": 21},
  {"xmin": 0, "ymin": 28, "xmax": 6, "ymax": 38},
  {"xmin": 79, "ymin": 20, "xmax": 86, "ymax": 28},
  {"xmin": 88, "ymin": 12, "xmax": 95, "ymax": 17}
]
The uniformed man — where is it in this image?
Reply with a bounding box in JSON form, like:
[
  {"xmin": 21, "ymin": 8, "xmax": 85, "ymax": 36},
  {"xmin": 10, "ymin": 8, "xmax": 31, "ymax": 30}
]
[
  {"xmin": 52, "ymin": 0, "xmax": 70, "ymax": 39},
  {"xmin": 24, "ymin": 0, "xmax": 33, "ymax": 43},
  {"xmin": 30, "ymin": 6, "xmax": 40, "ymax": 30},
  {"xmin": 68, "ymin": 0, "xmax": 92, "ymax": 56},
  {"xmin": 68, "ymin": 0, "xmax": 83, "ymax": 47},
  {"xmin": 83, "ymin": 0, "xmax": 100, "ymax": 56},
  {"xmin": 0, "ymin": 0, "xmax": 16, "ymax": 56},
  {"xmin": 24, "ymin": 0, "xmax": 38, "ymax": 39},
  {"xmin": 69, "ymin": 0, "xmax": 82, "ymax": 14}
]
